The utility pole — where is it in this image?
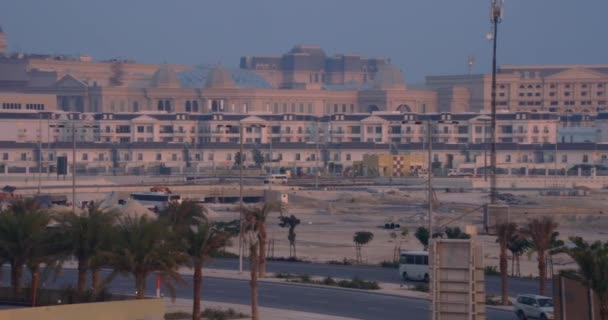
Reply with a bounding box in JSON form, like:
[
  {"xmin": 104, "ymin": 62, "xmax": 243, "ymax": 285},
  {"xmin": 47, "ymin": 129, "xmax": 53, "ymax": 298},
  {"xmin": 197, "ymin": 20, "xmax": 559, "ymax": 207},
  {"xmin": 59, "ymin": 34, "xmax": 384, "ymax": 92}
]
[
  {"xmin": 426, "ymin": 121, "xmax": 433, "ymax": 234},
  {"xmin": 72, "ymin": 117, "xmax": 76, "ymax": 213},
  {"xmin": 315, "ymin": 120, "xmax": 320, "ymax": 189},
  {"xmin": 489, "ymin": 0, "xmax": 503, "ymax": 204},
  {"xmin": 37, "ymin": 112, "xmax": 42, "ymax": 194},
  {"xmin": 238, "ymin": 122, "xmax": 244, "ymax": 273}
]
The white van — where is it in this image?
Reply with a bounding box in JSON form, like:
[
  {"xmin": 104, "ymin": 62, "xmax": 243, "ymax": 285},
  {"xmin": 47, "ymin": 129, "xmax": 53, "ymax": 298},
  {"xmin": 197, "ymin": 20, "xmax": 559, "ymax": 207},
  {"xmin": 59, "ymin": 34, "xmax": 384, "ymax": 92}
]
[
  {"xmin": 399, "ymin": 251, "xmax": 429, "ymax": 281},
  {"xmin": 264, "ymin": 174, "xmax": 288, "ymax": 184}
]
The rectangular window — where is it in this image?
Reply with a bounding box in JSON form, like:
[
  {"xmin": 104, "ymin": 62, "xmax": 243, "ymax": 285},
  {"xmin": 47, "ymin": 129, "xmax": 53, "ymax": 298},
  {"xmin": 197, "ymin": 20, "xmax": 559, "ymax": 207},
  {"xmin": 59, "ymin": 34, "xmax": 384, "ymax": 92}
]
[
  {"xmin": 137, "ymin": 153, "xmax": 143, "ymax": 161},
  {"xmin": 137, "ymin": 126, "xmax": 144, "ymax": 133},
  {"xmin": 82, "ymin": 153, "xmax": 88, "ymax": 161},
  {"xmin": 156, "ymin": 153, "xmax": 162, "ymax": 161},
  {"xmin": 583, "ymin": 155, "xmax": 589, "ymax": 163},
  {"xmin": 2, "ymin": 153, "xmax": 8, "ymax": 160},
  {"xmin": 274, "ymin": 103, "xmax": 279, "ymax": 113},
  {"xmin": 308, "ymin": 103, "xmax": 313, "ymax": 114},
  {"xmin": 295, "ymin": 153, "xmax": 301, "ymax": 161}
]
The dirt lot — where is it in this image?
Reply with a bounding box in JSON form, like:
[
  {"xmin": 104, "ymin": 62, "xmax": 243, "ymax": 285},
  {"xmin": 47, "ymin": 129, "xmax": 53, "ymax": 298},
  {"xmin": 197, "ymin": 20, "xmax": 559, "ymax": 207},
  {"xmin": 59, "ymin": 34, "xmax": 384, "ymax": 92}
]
[{"xmin": 212, "ymin": 187, "xmax": 608, "ymax": 277}]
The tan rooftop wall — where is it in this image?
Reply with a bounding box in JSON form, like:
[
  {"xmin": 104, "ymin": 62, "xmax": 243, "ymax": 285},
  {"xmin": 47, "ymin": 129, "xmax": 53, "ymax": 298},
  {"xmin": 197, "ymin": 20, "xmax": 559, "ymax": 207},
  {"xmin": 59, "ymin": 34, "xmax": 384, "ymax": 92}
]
[{"xmin": 0, "ymin": 298, "xmax": 164, "ymax": 320}]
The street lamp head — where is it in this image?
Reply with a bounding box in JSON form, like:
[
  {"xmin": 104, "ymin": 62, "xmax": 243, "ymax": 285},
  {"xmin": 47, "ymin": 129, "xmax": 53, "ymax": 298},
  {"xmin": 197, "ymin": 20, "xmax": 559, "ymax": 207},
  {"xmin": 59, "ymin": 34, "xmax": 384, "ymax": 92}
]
[{"xmin": 490, "ymin": 0, "xmax": 504, "ymax": 23}]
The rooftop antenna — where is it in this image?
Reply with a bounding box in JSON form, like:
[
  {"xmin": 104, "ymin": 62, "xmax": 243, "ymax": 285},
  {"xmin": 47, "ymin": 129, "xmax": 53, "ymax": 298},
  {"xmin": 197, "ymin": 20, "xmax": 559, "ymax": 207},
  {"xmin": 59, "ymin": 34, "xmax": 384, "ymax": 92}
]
[{"xmin": 467, "ymin": 54, "xmax": 476, "ymax": 75}]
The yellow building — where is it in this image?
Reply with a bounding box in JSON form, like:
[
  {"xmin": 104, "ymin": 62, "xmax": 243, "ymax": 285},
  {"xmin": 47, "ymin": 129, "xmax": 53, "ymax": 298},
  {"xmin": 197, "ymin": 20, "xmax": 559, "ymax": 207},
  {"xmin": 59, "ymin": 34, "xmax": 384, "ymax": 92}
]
[{"xmin": 361, "ymin": 153, "xmax": 425, "ymax": 177}]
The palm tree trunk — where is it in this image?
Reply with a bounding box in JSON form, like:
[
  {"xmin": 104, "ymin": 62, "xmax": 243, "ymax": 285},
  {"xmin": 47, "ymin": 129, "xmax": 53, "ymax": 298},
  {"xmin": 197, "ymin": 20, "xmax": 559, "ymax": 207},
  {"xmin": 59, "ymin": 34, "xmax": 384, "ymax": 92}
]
[
  {"xmin": 499, "ymin": 245, "xmax": 509, "ymax": 305},
  {"xmin": 77, "ymin": 257, "xmax": 87, "ymax": 296},
  {"xmin": 249, "ymin": 242, "xmax": 259, "ymax": 320},
  {"xmin": 510, "ymin": 254, "xmax": 515, "ymax": 277},
  {"xmin": 31, "ymin": 269, "xmax": 39, "ymax": 307},
  {"xmin": 135, "ymin": 272, "xmax": 147, "ymax": 299},
  {"xmin": 258, "ymin": 225, "xmax": 267, "ymax": 278},
  {"xmin": 10, "ymin": 262, "xmax": 23, "ymax": 296},
  {"xmin": 538, "ymin": 250, "xmax": 547, "ymax": 295},
  {"xmin": 192, "ymin": 261, "xmax": 203, "ymax": 320},
  {"xmin": 516, "ymin": 255, "xmax": 521, "ymax": 277},
  {"xmin": 91, "ymin": 268, "xmax": 101, "ymax": 297}
]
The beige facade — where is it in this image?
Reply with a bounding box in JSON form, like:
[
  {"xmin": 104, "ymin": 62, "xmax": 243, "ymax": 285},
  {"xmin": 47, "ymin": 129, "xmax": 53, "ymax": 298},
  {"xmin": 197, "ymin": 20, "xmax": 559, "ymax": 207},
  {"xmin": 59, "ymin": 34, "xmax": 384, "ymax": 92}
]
[
  {"xmin": 426, "ymin": 65, "xmax": 608, "ymax": 115},
  {"xmin": 0, "ymin": 298, "xmax": 164, "ymax": 320}
]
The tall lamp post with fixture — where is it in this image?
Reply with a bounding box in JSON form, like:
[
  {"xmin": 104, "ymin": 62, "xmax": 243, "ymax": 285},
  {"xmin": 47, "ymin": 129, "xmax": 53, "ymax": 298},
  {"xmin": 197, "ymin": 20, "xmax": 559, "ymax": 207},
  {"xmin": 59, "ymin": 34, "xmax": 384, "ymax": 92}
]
[{"xmin": 489, "ymin": 0, "xmax": 503, "ymax": 204}]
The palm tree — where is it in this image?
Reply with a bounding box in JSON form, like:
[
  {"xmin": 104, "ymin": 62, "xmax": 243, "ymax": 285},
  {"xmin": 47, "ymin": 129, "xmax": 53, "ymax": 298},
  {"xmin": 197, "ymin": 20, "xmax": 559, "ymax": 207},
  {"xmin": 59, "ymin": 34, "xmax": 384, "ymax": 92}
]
[
  {"xmin": 495, "ymin": 222, "xmax": 517, "ymax": 305},
  {"xmin": 109, "ymin": 215, "xmax": 186, "ymax": 299},
  {"xmin": 414, "ymin": 227, "xmax": 430, "ymax": 251},
  {"xmin": 353, "ymin": 231, "xmax": 374, "ymax": 263},
  {"xmin": 0, "ymin": 199, "xmax": 50, "ymax": 296},
  {"xmin": 186, "ymin": 219, "xmax": 235, "ymax": 320},
  {"xmin": 522, "ymin": 217, "xmax": 558, "ymax": 295},
  {"xmin": 444, "ymin": 227, "xmax": 471, "ymax": 239},
  {"xmin": 507, "ymin": 236, "xmax": 531, "ymax": 277},
  {"xmin": 243, "ymin": 206, "xmax": 263, "ymax": 320},
  {"xmin": 58, "ymin": 202, "xmax": 118, "ymax": 297},
  {"xmin": 158, "ymin": 200, "xmax": 203, "ymax": 233},
  {"xmin": 278, "ymin": 215, "xmax": 301, "ymax": 259},
  {"xmin": 253, "ymin": 202, "xmax": 278, "ymax": 278},
  {"xmin": 389, "ymin": 227, "xmax": 409, "ymax": 262},
  {"xmin": 565, "ymin": 237, "xmax": 608, "ymax": 320}
]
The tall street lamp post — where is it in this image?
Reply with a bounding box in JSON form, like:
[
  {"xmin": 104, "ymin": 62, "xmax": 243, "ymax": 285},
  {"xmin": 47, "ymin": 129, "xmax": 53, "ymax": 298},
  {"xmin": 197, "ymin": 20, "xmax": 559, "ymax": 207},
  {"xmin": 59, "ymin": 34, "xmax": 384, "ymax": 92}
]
[{"xmin": 490, "ymin": 0, "xmax": 503, "ymax": 204}]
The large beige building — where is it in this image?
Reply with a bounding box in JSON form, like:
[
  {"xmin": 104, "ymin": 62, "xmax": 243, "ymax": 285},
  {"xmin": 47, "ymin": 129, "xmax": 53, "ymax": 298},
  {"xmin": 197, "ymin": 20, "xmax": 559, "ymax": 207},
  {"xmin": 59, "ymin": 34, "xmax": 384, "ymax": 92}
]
[{"xmin": 426, "ymin": 65, "xmax": 608, "ymax": 115}]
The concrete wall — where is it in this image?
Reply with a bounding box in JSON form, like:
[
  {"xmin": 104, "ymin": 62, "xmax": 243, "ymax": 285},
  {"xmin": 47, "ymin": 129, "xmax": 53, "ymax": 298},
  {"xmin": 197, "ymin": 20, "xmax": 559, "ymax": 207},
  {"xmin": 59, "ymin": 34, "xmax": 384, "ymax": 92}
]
[{"xmin": 0, "ymin": 298, "xmax": 164, "ymax": 320}]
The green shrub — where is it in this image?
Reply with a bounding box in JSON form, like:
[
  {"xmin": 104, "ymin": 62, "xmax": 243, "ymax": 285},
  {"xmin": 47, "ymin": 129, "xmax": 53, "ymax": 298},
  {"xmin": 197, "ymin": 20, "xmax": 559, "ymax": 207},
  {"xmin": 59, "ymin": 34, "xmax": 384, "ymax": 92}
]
[
  {"xmin": 201, "ymin": 307, "xmax": 248, "ymax": 320},
  {"xmin": 413, "ymin": 283, "xmax": 429, "ymax": 292},
  {"xmin": 484, "ymin": 265, "xmax": 500, "ymax": 276},
  {"xmin": 322, "ymin": 276, "xmax": 337, "ymax": 286},
  {"xmin": 299, "ymin": 274, "xmax": 312, "ymax": 283},
  {"xmin": 380, "ymin": 260, "xmax": 399, "ymax": 268},
  {"xmin": 164, "ymin": 311, "xmax": 191, "ymax": 320},
  {"xmin": 336, "ymin": 277, "xmax": 380, "ymax": 290},
  {"xmin": 275, "ymin": 272, "xmax": 293, "ymax": 279}
]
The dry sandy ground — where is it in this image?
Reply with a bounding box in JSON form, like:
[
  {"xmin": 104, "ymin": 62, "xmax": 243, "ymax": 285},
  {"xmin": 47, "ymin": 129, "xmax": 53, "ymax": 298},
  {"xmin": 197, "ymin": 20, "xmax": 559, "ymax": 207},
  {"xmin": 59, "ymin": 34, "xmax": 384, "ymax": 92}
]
[{"xmin": 212, "ymin": 187, "xmax": 608, "ymax": 278}]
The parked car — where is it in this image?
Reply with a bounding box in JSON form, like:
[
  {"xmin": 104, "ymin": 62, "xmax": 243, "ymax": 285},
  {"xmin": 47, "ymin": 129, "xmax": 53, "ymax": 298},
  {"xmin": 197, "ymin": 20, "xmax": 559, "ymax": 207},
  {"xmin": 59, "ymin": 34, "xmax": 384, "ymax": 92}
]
[
  {"xmin": 447, "ymin": 169, "xmax": 473, "ymax": 177},
  {"xmin": 513, "ymin": 294, "xmax": 554, "ymax": 320}
]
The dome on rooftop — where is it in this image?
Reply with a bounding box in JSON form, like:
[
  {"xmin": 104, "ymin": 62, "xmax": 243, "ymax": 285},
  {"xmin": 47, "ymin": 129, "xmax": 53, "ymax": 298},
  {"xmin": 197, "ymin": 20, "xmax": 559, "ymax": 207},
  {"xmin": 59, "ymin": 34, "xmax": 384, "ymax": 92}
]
[
  {"xmin": 178, "ymin": 64, "xmax": 272, "ymax": 89},
  {"xmin": 151, "ymin": 65, "xmax": 181, "ymax": 89},
  {"xmin": 373, "ymin": 64, "xmax": 406, "ymax": 89},
  {"xmin": 205, "ymin": 65, "xmax": 236, "ymax": 89}
]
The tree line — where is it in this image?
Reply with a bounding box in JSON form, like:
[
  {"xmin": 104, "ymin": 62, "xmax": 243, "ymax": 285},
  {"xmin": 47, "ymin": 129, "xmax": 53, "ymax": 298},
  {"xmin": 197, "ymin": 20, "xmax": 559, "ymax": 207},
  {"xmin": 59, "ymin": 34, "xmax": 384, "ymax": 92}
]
[{"xmin": 0, "ymin": 198, "xmax": 300, "ymax": 320}]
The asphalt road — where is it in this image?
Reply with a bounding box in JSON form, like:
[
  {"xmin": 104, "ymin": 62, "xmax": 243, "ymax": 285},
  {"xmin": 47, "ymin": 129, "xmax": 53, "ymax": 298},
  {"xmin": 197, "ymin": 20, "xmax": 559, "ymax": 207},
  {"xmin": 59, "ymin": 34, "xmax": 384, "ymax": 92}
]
[
  {"xmin": 5, "ymin": 267, "xmax": 514, "ymax": 320},
  {"xmin": 206, "ymin": 258, "xmax": 550, "ymax": 297}
]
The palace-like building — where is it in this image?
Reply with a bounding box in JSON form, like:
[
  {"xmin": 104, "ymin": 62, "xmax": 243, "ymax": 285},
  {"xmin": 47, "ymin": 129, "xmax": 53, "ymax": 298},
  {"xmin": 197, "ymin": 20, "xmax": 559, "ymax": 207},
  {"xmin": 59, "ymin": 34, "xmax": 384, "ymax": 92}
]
[{"xmin": 0, "ymin": 25, "xmax": 607, "ymax": 178}]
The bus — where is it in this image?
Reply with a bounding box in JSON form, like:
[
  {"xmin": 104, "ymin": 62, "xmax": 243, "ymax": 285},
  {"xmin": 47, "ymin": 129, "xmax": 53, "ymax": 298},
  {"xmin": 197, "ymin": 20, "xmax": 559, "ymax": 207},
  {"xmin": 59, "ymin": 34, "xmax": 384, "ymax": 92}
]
[
  {"xmin": 263, "ymin": 174, "xmax": 288, "ymax": 184},
  {"xmin": 129, "ymin": 192, "xmax": 182, "ymax": 211},
  {"xmin": 399, "ymin": 251, "xmax": 429, "ymax": 282}
]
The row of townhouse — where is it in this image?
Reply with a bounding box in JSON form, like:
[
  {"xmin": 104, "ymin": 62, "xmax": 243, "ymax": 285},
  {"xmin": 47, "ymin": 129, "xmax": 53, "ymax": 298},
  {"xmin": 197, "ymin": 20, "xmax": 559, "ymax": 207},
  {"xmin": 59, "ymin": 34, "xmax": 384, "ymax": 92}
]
[
  {"xmin": 1, "ymin": 141, "xmax": 607, "ymax": 176},
  {"xmin": 1, "ymin": 110, "xmax": 592, "ymax": 146}
]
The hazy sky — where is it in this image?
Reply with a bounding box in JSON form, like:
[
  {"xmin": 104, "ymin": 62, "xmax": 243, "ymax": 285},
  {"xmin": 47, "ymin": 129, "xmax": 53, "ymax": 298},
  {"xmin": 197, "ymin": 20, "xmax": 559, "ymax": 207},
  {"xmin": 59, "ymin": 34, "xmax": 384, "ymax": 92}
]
[{"xmin": 1, "ymin": 0, "xmax": 606, "ymax": 83}]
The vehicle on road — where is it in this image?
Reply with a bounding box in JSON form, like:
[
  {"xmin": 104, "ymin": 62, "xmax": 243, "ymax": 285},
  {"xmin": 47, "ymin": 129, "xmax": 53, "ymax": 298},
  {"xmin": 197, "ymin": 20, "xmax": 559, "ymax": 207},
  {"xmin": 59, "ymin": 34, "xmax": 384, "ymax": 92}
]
[
  {"xmin": 264, "ymin": 174, "xmax": 288, "ymax": 184},
  {"xmin": 130, "ymin": 191, "xmax": 181, "ymax": 210},
  {"xmin": 513, "ymin": 294, "xmax": 554, "ymax": 320},
  {"xmin": 447, "ymin": 169, "xmax": 473, "ymax": 177},
  {"xmin": 398, "ymin": 251, "xmax": 429, "ymax": 282}
]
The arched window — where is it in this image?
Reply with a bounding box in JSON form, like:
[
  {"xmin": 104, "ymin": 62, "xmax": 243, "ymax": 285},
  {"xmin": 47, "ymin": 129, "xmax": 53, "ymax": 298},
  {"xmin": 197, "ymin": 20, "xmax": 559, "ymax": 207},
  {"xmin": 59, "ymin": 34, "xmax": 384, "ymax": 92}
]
[
  {"xmin": 192, "ymin": 101, "xmax": 199, "ymax": 112},
  {"xmin": 367, "ymin": 105, "xmax": 379, "ymax": 113},
  {"xmin": 185, "ymin": 101, "xmax": 192, "ymax": 113},
  {"xmin": 164, "ymin": 100, "xmax": 172, "ymax": 112},
  {"xmin": 133, "ymin": 101, "xmax": 139, "ymax": 112},
  {"xmin": 397, "ymin": 104, "xmax": 412, "ymax": 113},
  {"xmin": 157, "ymin": 100, "xmax": 164, "ymax": 111}
]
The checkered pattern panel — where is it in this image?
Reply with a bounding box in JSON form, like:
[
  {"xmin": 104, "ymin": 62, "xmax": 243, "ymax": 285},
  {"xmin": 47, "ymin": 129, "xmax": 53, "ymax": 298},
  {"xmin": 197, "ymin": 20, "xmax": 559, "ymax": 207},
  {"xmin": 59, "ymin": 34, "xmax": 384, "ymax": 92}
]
[{"xmin": 393, "ymin": 156, "xmax": 404, "ymax": 177}]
